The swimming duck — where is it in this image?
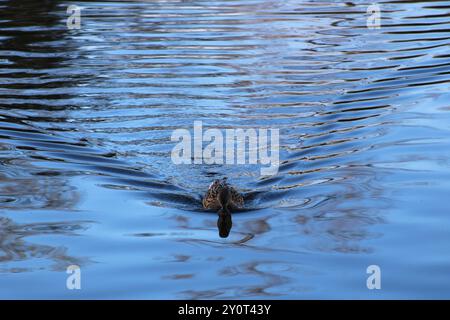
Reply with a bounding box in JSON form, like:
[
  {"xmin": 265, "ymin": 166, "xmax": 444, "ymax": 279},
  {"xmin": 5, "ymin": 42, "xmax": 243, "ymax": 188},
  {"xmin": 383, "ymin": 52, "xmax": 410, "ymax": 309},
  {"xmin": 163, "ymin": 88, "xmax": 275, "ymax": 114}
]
[{"xmin": 202, "ymin": 178, "xmax": 244, "ymax": 238}]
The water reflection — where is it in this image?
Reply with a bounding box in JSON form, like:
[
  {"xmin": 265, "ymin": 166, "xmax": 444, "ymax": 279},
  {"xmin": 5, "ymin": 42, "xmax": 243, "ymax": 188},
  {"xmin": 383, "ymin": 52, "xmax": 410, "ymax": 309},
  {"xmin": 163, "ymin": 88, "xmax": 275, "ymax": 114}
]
[
  {"xmin": 182, "ymin": 260, "xmax": 292, "ymax": 299},
  {"xmin": 0, "ymin": 217, "xmax": 90, "ymax": 272},
  {"xmin": 217, "ymin": 212, "xmax": 232, "ymax": 238},
  {"xmin": 0, "ymin": 0, "xmax": 89, "ymax": 275}
]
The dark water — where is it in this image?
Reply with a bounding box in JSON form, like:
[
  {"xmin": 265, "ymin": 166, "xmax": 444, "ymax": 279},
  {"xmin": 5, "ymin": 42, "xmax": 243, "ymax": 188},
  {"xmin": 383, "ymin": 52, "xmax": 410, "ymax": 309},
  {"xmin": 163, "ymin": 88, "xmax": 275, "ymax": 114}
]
[{"xmin": 1, "ymin": 0, "xmax": 450, "ymax": 299}]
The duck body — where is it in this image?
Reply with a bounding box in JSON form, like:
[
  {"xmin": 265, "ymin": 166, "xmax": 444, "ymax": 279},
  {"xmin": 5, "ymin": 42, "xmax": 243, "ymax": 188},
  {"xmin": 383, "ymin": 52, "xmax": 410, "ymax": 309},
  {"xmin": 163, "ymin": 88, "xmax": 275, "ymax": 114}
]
[
  {"xmin": 203, "ymin": 178, "xmax": 244, "ymax": 238},
  {"xmin": 202, "ymin": 178, "xmax": 244, "ymax": 212}
]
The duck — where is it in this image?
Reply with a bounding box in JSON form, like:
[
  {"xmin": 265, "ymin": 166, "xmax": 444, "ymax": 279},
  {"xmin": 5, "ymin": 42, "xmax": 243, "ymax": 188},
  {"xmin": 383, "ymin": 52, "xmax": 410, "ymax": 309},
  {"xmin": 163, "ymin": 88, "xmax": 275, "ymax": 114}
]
[{"xmin": 202, "ymin": 178, "xmax": 244, "ymax": 238}]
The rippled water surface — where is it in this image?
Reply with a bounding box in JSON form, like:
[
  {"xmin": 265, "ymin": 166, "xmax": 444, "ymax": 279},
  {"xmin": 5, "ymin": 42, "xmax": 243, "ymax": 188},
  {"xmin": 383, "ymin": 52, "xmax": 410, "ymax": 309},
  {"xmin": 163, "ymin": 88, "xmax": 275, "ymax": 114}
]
[{"xmin": 1, "ymin": 0, "xmax": 450, "ymax": 299}]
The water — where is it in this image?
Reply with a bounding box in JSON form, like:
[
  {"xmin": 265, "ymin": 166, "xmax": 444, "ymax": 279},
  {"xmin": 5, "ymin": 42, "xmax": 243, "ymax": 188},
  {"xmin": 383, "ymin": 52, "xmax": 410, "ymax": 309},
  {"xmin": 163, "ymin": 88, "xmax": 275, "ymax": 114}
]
[{"xmin": 0, "ymin": 0, "xmax": 450, "ymax": 299}]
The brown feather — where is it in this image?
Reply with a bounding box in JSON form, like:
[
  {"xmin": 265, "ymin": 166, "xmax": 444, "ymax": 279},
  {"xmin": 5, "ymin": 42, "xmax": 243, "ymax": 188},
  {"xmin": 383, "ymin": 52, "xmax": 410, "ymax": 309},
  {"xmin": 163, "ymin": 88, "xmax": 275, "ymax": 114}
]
[{"xmin": 202, "ymin": 178, "xmax": 244, "ymax": 211}]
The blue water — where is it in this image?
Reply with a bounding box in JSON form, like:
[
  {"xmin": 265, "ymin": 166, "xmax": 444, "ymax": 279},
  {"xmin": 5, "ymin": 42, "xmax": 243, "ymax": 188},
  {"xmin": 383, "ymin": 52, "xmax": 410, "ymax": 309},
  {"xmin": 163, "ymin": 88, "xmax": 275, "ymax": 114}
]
[{"xmin": 0, "ymin": 0, "xmax": 450, "ymax": 299}]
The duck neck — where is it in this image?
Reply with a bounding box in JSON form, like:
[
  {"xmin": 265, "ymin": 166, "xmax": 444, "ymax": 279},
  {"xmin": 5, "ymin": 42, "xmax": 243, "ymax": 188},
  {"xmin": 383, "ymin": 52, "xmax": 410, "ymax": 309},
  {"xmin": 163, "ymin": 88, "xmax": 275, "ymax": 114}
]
[
  {"xmin": 218, "ymin": 187, "xmax": 230, "ymax": 209},
  {"xmin": 220, "ymin": 205, "xmax": 230, "ymax": 215}
]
